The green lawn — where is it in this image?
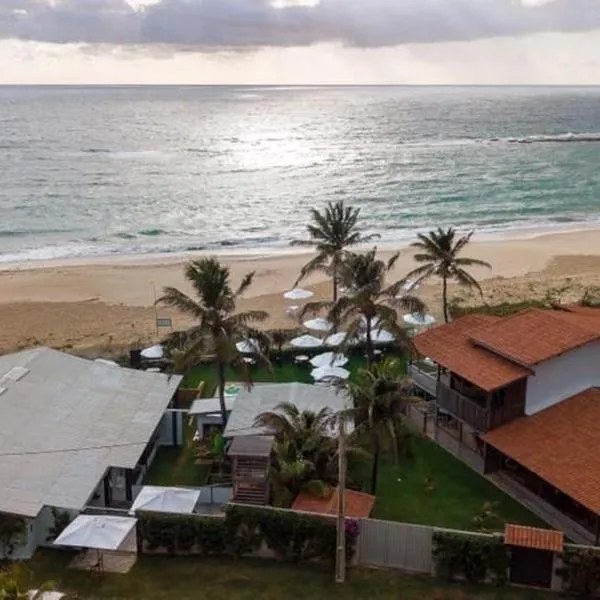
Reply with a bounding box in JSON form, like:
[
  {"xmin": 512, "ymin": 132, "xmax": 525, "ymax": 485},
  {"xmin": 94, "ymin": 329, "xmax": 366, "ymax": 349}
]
[
  {"xmin": 28, "ymin": 551, "xmax": 550, "ymax": 600},
  {"xmin": 349, "ymin": 435, "xmax": 545, "ymax": 530},
  {"xmin": 181, "ymin": 351, "xmax": 405, "ymax": 396},
  {"xmin": 144, "ymin": 420, "xmax": 210, "ymax": 487}
]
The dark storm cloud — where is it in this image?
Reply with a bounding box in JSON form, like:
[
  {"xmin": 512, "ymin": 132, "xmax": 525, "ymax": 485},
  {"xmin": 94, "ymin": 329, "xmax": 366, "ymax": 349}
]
[{"xmin": 1, "ymin": 0, "xmax": 599, "ymax": 48}]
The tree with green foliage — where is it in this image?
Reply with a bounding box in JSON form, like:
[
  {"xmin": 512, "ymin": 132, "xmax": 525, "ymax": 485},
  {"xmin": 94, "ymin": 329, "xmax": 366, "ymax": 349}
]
[
  {"xmin": 292, "ymin": 200, "xmax": 378, "ymax": 302},
  {"xmin": 405, "ymin": 227, "xmax": 491, "ymax": 323},
  {"xmin": 254, "ymin": 402, "xmax": 340, "ymax": 506},
  {"xmin": 159, "ymin": 257, "xmax": 270, "ymax": 426},
  {"xmin": 348, "ymin": 358, "xmax": 417, "ymax": 495},
  {"xmin": 302, "ymin": 248, "xmax": 425, "ymax": 367},
  {"xmin": 0, "ymin": 563, "xmax": 57, "ymax": 600}
]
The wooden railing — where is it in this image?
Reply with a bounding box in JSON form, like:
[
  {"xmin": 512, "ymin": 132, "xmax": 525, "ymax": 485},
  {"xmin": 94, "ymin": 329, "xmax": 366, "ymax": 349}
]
[
  {"xmin": 408, "ymin": 364, "xmax": 438, "ymax": 397},
  {"xmin": 436, "ymin": 382, "xmax": 489, "ymax": 432}
]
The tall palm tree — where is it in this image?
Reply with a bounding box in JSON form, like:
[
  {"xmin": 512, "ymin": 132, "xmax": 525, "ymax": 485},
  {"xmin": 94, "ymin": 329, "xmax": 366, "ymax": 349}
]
[
  {"xmin": 406, "ymin": 228, "xmax": 491, "ymax": 323},
  {"xmin": 159, "ymin": 257, "xmax": 269, "ymax": 426},
  {"xmin": 254, "ymin": 402, "xmax": 338, "ymax": 505},
  {"xmin": 292, "ymin": 200, "xmax": 379, "ymax": 302},
  {"xmin": 348, "ymin": 358, "xmax": 416, "ymax": 495},
  {"xmin": 302, "ymin": 248, "xmax": 426, "ymax": 367}
]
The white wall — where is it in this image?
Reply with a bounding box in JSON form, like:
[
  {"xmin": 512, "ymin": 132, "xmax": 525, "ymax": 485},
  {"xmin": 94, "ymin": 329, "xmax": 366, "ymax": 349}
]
[
  {"xmin": 526, "ymin": 339, "xmax": 600, "ymax": 415},
  {"xmin": 157, "ymin": 409, "xmax": 185, "ymax": 446}
]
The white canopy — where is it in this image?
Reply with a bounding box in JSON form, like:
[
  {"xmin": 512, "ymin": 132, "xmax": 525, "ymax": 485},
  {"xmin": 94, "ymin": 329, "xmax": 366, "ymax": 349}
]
[
  {"xmin": 323, "ymin": 332, "xmax": 347, "ymax": 347},
  {"xmin": 360, "ymin": 316, "xmax": 382, "ymax": 328},
  {"xmin": 403, "ymin": 313, "xmax": 436, "ymax": 327},
  {"xmin": 360, "ymin": 329, "xmax": 395, "ymax": 343},
  {"xmin": 130, "ymin": 486, "xmax": 200, "ymax": 515},
  {"xmin": 309, "ymin": 352, "xmax": 348, "ymax": 368},
  {"xmin": 303, "ymin": 317, "xmax": 334, "ymax": 332},
  {"xmin": 28, "ymin": 592, "xmax": 65, "ymax": 600},
  {"xmin": 141, "ymin": 344, "xmax": 164, "ymax": 360},
  {"xmin": 283, "ymin": 288, "xmax": 314, "ymax": 301},
  {"xmin": 235, "ymin": 338, "xmax": 260, "ymax": 354},
  {"xmin": 54, "ymin": 515, "xmax": 137, "ymax": 551},
  {"xmin": 290, "ymin": 334, "xmax": 323, "ymax": 349},
  {"xmin": 403, "ymin": 279, "xmax": 421, "ymax": 291},
  {"xmin": 311, "ymin": 366, "xmax": 350, "ymax": 381}
]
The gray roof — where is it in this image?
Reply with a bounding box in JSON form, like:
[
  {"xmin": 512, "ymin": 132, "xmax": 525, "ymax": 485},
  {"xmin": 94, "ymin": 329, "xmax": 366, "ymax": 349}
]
[
  {"xmin": 223, "ymin": 382, "xmax": 350, "ymax": 438},
  {"xmin": 228, "ymin": 435, "xmax": 274, "ymax": 457},
  {"xmin": 0, "ymin": 348, "xmax": 181, "ymax": 518}
]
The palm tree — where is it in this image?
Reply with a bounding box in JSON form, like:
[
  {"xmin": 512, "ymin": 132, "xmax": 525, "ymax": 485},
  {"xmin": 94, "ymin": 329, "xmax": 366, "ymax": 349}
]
[
  {"xmin": 292, "ymin": 200, "xmax": 379, "ymax": 302},
  {"xmin": 159, "ymin": 257, "xmax": 269, "ymax": 426},
  {"xmin": 302, "ymin": 248, "xmax": 426, "ymax": 367},
  {"xmin": 348, "ymin": 358, "xmax": 417, "ymax": 495},
  {"xmin": 406, "ymin": 228, "xmax": 491, "ymax": 323},
  {"xmin": 254, "ymin": 402, "xmax": 339, "ymax": 504}
]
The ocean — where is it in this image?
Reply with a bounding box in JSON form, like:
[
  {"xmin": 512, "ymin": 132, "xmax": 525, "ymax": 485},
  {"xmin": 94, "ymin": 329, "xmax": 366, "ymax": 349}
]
[{"xmin": 1, "ymin": 85, "xmax": 600, "ymax": 264}]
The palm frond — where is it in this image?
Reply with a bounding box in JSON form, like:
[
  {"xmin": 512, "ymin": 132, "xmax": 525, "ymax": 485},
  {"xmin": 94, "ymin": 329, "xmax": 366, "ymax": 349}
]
[{"xmin": 157, "ymin": 287, "xmax": 206, "ymax": 319}]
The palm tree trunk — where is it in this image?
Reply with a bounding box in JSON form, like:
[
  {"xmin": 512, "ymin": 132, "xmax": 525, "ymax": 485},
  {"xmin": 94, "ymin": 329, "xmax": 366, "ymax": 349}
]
[
  {"xmin": 442, "ymin": 275, "xmax": 449, "ymax": 323},
  {"xmin": 365, "ymin": 321, "xmax": 374, "ymax": 369},
  {"xmin": 370, "ymin": 437, "xmax": 380, "ymax": 495},
  {"xmin": 332, "ymin": 261, "xmax": 338, "ymax": 302},
  {"xmin": 216, "ymin": 360, "xmax": 228, "ymax": 427}
]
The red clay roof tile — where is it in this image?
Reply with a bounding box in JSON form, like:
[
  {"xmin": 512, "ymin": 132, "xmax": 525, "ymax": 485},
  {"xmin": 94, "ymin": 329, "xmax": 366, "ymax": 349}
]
[
  {"xmin": 413, "ymin": 315, "xmax": 530, "ymax": 392},
  {"xmin": 470, "ymin": 308, "xmax": 600, "ymax": 366},
  {"xmin": 484, "ymin": 388, "xmax": 600, "ymax": 514},
  {"xmin": 504, "ymin": 524, "xmax": 564, "ymax": 552},
  {"xmin": 292, "ymin": 487, "xmax": 375, "ymax": 519}
]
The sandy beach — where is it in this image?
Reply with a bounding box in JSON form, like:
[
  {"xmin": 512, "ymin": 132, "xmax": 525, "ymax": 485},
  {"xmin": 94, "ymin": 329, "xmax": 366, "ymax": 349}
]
[{"xmin": 1, "ymin": 228, "xmax": 600, "ymax": 356}]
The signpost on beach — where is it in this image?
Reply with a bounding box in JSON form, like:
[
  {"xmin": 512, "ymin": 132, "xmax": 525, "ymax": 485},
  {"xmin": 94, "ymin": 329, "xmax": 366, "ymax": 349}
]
[{"xmin": 151, "ymin": 282, "xmax": 173, "ymax": 335}]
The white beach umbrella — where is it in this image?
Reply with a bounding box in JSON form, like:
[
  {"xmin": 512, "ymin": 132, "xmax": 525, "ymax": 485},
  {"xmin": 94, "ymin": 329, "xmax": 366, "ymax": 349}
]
[
  {"xmin": 290, "ymin": 334, "xmax": 323, "ymax": 349},
  {"xmin": 303, "ymin": 317, "xmax": 334, "ymax": 332},
  {"xmin": 360, "ymin": 329, "xmax": 395, "ymax": 343},
  {"xmin": 235, "ymin": 338, "xmax": 260, "ymax": 354},
  {"xmin": 28, "ymin": 592, "xmax": 65, "ymax": 600},
  {"xmin": 283, "ymin": 288, "xmax": 314, "ymax": 301},
  {"xmin": 309, "ymin": 352, "xmax": 348, "ymax": 369},
  {"xmin": 403, "ymin": 279, "xmax": 421, "ymax": 292},
  {"xmin": 130, "ymin": 486, "xmax": 200, "ymax": 515},
  {"xmin": 54, "ymin": 515, "xmax": 137, "ymax": 551},
  {"xmin": 311, "ymin": 366, "xmax": 350, "ymax": 381},
  {"xmin": 360, "ymin": 316, "xmax": 382, "ymax": 329},
  {"xmin": 403, "ymin": 313, "xmax": 436, "ymax": 327},
  {"xmin": 324, "ymin": 332, "xmax": 347, "ymax": 347},
  {"xmin": 141, "ymin": 344, "xmax": 164, "ymax": 360}
]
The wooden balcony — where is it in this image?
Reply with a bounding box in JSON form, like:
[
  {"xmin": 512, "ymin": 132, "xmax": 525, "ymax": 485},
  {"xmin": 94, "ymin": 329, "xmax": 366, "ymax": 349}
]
[
  {"xmin": 437, "ymin": 382, "xmax": 489, "ymax": 432},
  {"xmin": 408, "ymin": 363, "xmax": 438, "ymax": 397}
]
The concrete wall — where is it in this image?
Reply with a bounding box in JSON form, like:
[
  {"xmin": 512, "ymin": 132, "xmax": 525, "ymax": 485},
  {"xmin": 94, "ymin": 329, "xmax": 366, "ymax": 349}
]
[{"xmin": 526, "ymin": 340, "xmax": 600, "ymax": 415}]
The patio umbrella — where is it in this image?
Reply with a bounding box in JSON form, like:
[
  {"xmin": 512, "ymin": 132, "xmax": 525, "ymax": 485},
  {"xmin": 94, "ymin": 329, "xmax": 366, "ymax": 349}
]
[
  {"xmin": 290, "ymin": 334, "xmax": 323, "ymax": 349},
  {"xmin": 303, "ymin": 317, "xmax": 334, "ymax": 332},
  {"xmin": 403, "ymin": 279, "xmax": 421, "ymax": 292},
  {"xmin": 324, "ymin": 332, "xmax": 347, "ymax": 347},
  {"xmin": 130, "ymin": 486, "xmax": 200, "ymax": 515},
  {"xmin": 54, "ymin": 515, "xmax": 137, "ymax": 551},
  {"xmin": 235, "ymin": 338, "xmax": 260, "ymax": 354},
  {"xmin": 360, "ymin": 316, "xmax": 382, "ymax": 329},
  {"xmin": 310, "ymin": 352, "xmax": 348, "ymax": 369},
  {"xmin": 311, "ymin": 366, "xmax": 350, "ymax": 381},
  {"xmin": 360, "ymin": 329, "xmax": 395, "ymax": 343},
  {"xmin": 283, "ymin": 288, "xmax": 314, "ymax": 301},
  {"xmin": 403, "ymin": 313, "xmax": 436, "ymax": 327},
  {"xmin": 141, "ymin": 344, "xmax": 164, "ymax": 360}
]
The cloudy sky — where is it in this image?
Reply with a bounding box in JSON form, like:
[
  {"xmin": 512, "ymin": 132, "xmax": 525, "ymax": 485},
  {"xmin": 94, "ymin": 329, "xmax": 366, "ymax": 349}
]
[{"xmin": 1, "ymin": 0, "xmax": 599, "ymax": 84}]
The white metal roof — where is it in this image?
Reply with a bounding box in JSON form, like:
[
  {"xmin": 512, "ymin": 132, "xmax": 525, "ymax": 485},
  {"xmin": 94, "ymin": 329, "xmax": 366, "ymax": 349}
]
[
  {"xmin": 223, "ymin": 382, "xmax": 350, "ymax": 438},
  {"xmin": 0, "ymin": 348, "xmax": 181, "ymax": 518}
]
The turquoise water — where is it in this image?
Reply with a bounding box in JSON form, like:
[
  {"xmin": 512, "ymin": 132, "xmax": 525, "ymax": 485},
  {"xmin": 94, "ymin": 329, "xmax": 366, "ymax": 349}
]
[{"xmin": 1, "ymin": 85, "xmax": 600, "ymax": 263}]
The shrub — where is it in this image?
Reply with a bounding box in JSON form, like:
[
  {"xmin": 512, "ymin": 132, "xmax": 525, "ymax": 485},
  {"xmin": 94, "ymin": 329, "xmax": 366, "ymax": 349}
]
[
  {"xmin": 433, "ymin": 530, "xmax": 509, "ymax": 585},
  {"xmin": 558, "ymin": 546, "xmax": 600, "ymax": 597}
]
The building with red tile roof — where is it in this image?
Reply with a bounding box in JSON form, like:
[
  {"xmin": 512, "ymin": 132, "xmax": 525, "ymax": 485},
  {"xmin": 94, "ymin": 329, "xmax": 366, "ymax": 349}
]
[{"xmin": 409, "ymin": 306, "xmax": 600, "ymax": 545}]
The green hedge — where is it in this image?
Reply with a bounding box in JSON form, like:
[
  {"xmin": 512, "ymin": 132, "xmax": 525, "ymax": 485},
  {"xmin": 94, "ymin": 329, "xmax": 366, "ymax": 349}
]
[
  {"xmin": 136, "ymin": 504, "xmax": 358, "ymax": 565},
  {"xmin": 432, "ymin": 530, "xmax": 509, "ymax": 585},
  {"xmin": 558, "ymin": 546, "xmax": 600, "ymax": 597}
]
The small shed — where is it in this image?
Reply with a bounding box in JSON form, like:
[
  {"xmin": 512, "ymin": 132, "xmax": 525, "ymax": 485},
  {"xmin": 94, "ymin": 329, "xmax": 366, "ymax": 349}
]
[
  {"xmin": 505, "ymin": 524, "xmax": 564, "ymax": 589},
  {"xmin": 228, "ymin": 435, "xmax": 274, "ymax": 506}
]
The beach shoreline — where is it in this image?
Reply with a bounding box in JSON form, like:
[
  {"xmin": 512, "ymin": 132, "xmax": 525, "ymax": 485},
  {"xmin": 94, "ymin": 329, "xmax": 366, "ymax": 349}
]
[{"xmin": 1, "ymin": 226, "xmax": 600, "ymax": 357}]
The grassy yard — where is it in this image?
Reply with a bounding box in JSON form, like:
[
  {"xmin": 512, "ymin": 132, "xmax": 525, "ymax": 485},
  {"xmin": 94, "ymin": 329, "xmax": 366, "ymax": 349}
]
[
  {"xmin": 350, "ymin": 434, "xmax": 544, "ymax": 530},
  {"xmin": 29, "ymin": 551, "xmax": 550, "ymax": 600},
  {"xmin": 181, "ymin": 351, "xmax": 405, "ymax": 395},
  {"xmin": 144, "ymin": 420, "xmax": 210, "ymax": 487}
]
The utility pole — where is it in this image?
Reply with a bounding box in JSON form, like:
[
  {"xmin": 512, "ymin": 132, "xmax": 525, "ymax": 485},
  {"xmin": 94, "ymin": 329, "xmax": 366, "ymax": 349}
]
[{"xmin": 335, "ymin": 411, "xmax": 347, "ymax": 583}]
